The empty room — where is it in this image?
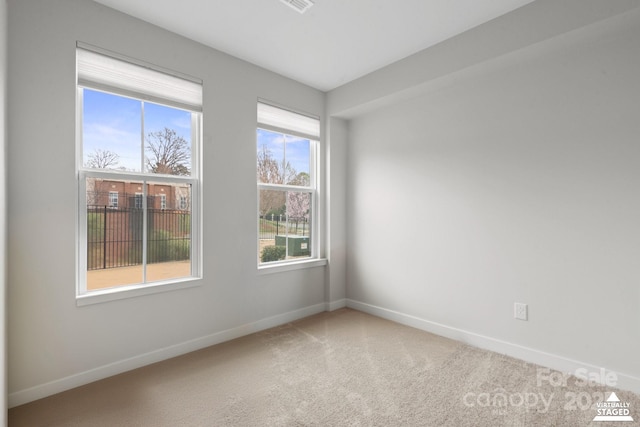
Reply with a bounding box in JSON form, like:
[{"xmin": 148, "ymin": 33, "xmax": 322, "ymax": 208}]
[{"xmin": 3, "ymin": 0, "xmax": 640, "ymax": 425}]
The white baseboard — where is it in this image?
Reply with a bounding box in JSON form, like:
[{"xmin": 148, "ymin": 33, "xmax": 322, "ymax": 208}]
[
  {"xmin": 326, "ymin": 298, "xmax": 347, "ymax": 311},
  {"xmin": 346, "ymin": 299, "xmax": 640, "ymax": 395},
  {"xmin": 12, "ymin": 299, "xmax": 639, "ymax": 408},
  {"xmin": 8, "ymin": 302, "xmax": 327, "ymax": 408}
]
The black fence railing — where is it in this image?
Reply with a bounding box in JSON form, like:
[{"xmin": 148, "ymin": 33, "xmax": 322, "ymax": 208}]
[
  {"xmin": 259, "ymin": 215, "xmax": 309, "ymax": 240},
  {"xmin": 87, "ymin": 206, "xmax": 191, "ymax": 270}
]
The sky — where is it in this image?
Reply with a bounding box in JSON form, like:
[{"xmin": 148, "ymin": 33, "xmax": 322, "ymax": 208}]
[
  {"xmin": 83, "ymin": 88, "xmax": 310, "ymax": 178},
  {"xmin": 257, "ymin": 128, "xmax": 310, "ymax": 178},
  {"xmin": 82, "ymin": 88, "xmax": 192, "ymax": 172}
]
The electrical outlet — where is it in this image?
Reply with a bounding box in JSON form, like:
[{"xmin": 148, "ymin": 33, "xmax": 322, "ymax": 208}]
[{"xmin": 514, "ymin": 303, "xmax": 528, "ymax": 321}]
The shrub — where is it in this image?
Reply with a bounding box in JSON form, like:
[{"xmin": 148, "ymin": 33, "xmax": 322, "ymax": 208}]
[
  {"xmin": 170, "ymin": 239, "xmax": 190, "ymax": 260},
  {"xmin": 148, "ymin": 230, "xmax": 190, "ymax": 263},
  {"xmin": 261, "ymin": 245, "xmax": 286, "ymax": 263}
]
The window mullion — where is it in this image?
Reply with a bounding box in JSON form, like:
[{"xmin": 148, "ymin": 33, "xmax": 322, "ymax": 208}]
[
  {"xmin": 258, "ymin": 183, "xmax": 312, "ymax": 192},
  {"xmin": 141, "ymin": 102, "xmax": 146, "ymax": 174},
  {"xmin": 284, "ymin": 188, "xmax": 289, "ymax": 259},
  {"xmin": 282, "ymin": 133, "xmax": 287, "ymax": 185},
  {"xmin": 142, "ymin": 181, "xmax": 148, "ymax": 284},
  {"xmin": 312, "ymin": 188, "xmax": 317, "ymax": 259},
  {"xmin": 141, "ymin": 103, "xmax": 148, "ymax": 284}
]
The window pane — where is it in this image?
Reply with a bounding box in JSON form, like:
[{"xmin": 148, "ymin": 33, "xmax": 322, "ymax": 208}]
[
  {"xmin": 82, "ymin": 89, "xmax": 142, "ymax": 172},
  {"xmin": 259, "ymin": 189, "xmax": 286, "ymax": 263},
  {"xmin": 85, "ymin": 178, "xmax": 192, "ymax": 288},
  {"xmin": 284, "ymin": 191, "xmax": 311, "ymax": 260},
  {"xmin": 144, "ymin": 102, "xmax": 192, "ymax": 176},
  {"xmin": 285, "ymin": 135, "xmax": 310, "ymax": 186},
  {"xmin": 257, "ymin": 129, "xmax": 285, "ymax": 184},
  {"xmin": 259, "ymin": 189, "xmax": 311, "ymax": 264},
  {"xmin": 146, "ymin": 181, "xmax": 192, "ymax": 283},
  {"xmin": 257, "ymin": 129, "xmax": 310, "ymax": 186},
  {"xmin": 86, "ymin": 177, "xmax": 143, "ymax": 290}
]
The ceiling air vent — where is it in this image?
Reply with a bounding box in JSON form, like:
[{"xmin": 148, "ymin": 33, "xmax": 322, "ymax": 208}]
[{"xmin": 280, "ymin": 0, "xmax": 314, "ymax": 14}]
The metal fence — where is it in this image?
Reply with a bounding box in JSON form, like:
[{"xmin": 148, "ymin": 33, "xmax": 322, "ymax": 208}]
[
  {"xmin": 259, "ymin": 215, "xmax": 309, "ymax": 240},
  {"xmin": 87, "ymin": 206, "xmax": 191, "ymax": 270}
]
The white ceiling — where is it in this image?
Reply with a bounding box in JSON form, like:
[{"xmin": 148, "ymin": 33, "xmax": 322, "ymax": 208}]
[{"xmin": 93, "ymin": 0, "xmax": 535, "ymax": 92}]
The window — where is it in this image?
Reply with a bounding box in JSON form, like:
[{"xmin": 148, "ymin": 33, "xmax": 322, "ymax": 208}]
[
  {"xmin": 257, "ymin": 101, "xmax": 319, "ymax": 266},
  {"xmin": 179, "ymin": 195, "xmax": 188, "ymax": 210},
  {"xmin": 109, "ymin": 191, "xmax": 118, "ymax": 208},
  {"xmin": 77, "ymin": 44, "xmax": 202, "ymax": 299}
]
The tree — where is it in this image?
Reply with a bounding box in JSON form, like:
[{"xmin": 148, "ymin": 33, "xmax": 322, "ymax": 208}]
[
  {"xmin": 145, "ymin": 127, "xmax": 190, "ymax": 176},
  {"xmin": 86, "ymin": 149, "xmax": 119, "ymax": 169},
  {"xmin": 257, "ymin": 144, "xmax": 298, "ymax": 185},
  {"xmin": 257, "ymin": 144, "xmax": 298, "ymax": 216},
  {"xmin": 85, "ymin": 150, "xmax": 119, "ymax": 206},
  {"xmin": 257, "ymin": 144, "xmax": 282, "ymax": 185},
  {"xmin": 287, "ymin": 191, "xmax": 309, "ymax": 221},
  {"xmin": 290, "ymin": 171, "xmax": 309, "ymax": 187}
]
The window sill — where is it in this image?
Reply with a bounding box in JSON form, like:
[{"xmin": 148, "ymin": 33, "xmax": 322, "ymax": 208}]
[
  {"xmin": 76, "ymin": 277, "xmax": 201, "ymax": 306},
  {"xmin": 258, "ymin": 258, "xmax": 327, "ymax": 275}
]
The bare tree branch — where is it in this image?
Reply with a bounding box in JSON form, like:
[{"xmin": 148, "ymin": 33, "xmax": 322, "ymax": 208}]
[
  {"xmin": 86, "ymin": 149, "xmax": 119, "ymax": 169},
  {"xmin": 145, "ymin": 128, "xmax": 191, "ymax": 176},
  {"xmin": 257, "ymin": 144, "xmax": 300, "ymax": 216}
]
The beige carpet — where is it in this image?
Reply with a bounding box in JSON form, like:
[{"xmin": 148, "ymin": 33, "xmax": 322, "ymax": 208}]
[{"xmin": 9, "ymin": 308, "xmax": 640, "ymax": 426}]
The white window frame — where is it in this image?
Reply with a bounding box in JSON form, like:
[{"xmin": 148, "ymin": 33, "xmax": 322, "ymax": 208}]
[
  {"xmin": 76, "ymin": 43, "xmax": 202, "ymax": 305},
  {"xmin": 159, "ymin": 193, "xmax": 167, "ymax": 210},
  {"xmin": 257, "ymin": 100, "xmax": 325, "ymax": 271},
  {"xmin": 108, "ymin": 191, "xmax": 118, "ymax": 208},
  {"xmin": 134, "ymin": 192, "xmax": 143, "ymax": 209}
]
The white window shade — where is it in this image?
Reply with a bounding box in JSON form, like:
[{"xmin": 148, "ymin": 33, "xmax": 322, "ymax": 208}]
[
  {"xmin": 258, "ymin": 102, "xmax": 319, "ymax": 140},
  {"xmin": 77, "ymin": 47, "xmax": 202, "ymax": 111}
]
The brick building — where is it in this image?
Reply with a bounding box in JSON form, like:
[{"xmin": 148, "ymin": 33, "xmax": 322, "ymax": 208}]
[
  {"xmin": 87, "ymin": 178, "xmax": 190, "ymax": 211},
  {"xmin": 86, "ymin": 178, "xmax": 191, "ymax": 270}
]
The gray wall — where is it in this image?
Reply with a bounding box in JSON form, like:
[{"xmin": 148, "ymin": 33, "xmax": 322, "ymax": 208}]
[
  {"xmin": 325, "ymin": 117, "xmax": 348, "ymax": 308},
  {"xmin": 7, "ymin": 0, "xmax": 329, "ymax": 405},
  {"xmin": 341, "ymin": 5, "xmax": 640, "ymax": 388},
  {"xmin": 7, "ymin": 0, "xmax": 640, "ymax": 409},
  {"xmin": 1, "ymin": 0, "xmax": 7, "ymax": 423}
]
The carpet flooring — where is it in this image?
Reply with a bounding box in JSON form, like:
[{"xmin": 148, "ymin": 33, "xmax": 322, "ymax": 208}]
[{"xmin": 9, "ymin": 308, "xmax": 640, "ymax": 426}]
